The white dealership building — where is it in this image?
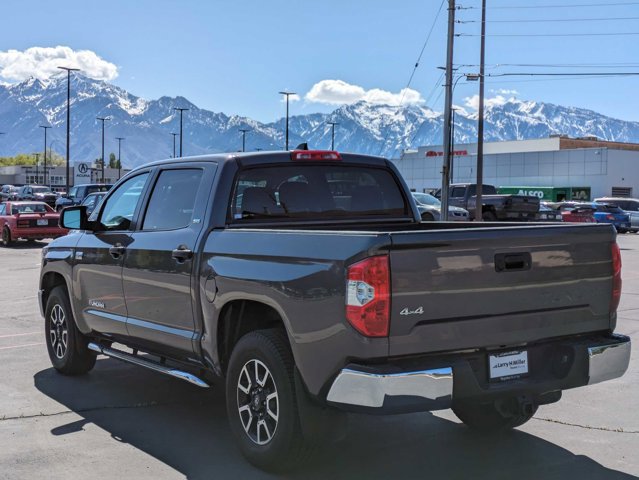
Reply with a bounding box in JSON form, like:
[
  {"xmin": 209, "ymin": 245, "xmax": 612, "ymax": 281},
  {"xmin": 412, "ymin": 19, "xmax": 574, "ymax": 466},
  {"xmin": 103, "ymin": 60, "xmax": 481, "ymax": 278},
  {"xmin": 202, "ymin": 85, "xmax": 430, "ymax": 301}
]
[{"xmin": 394, "ymin": 136, "xmax": 639, "ymax": 200}]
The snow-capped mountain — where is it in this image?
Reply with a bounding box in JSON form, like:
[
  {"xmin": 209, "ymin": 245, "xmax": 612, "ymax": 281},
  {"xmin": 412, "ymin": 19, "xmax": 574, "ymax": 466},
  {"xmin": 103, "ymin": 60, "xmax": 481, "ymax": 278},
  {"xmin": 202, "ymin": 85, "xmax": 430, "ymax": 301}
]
[{"xmin": 1, "ymin": 73, "xmax": 638, "ymax": 168}]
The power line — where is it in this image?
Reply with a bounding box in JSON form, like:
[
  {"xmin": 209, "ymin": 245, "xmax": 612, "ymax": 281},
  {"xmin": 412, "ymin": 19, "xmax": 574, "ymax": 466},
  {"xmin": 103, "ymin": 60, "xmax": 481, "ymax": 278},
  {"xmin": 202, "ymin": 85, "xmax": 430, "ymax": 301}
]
[
  {"xmin": 486, "ymin": 2, "xmax": 639, "ymax": 8},
  {"xmin": 486, "ymin": 72, "xmax": 639, "ymax": 76},
  {"xmin": 457, "ymin": 62, "xmax": 639, "ymax": 68},
  {"xmin": 461, "ymin": 16, "xmax": 639, "ymax": 23},
  {"xmin": 398, "ymin": 0, "xmax": 446, "ymax": 107},
  {"xmin": 458, "ymin": 32, "xmax": 639, "ymax": 37}
]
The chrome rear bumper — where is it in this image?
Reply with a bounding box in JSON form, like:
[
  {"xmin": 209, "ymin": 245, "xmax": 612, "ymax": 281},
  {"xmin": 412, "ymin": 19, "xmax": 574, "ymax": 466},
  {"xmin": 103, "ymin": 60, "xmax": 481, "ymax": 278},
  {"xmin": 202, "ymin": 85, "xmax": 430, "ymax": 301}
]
[
  {"xmin": 327, "ymin": 367, "xmax": 453, "ymax": 409},
  {"xmin": 587, "ymin": 334, "xmax": 631, "ymax": 385}
]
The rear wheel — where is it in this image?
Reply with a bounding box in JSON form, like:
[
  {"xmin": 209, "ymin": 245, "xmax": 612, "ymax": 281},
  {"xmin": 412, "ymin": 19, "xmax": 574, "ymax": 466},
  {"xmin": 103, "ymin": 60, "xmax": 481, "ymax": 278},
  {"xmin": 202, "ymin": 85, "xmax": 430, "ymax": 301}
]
[
  {"xmin": 226, "ymin": 329, "xmax": 311, "ymax": 472},
  {"xmin": 453, "ymin": 399, "xmax": 537, "ymax": 433},
  {"xmin": 1, "ymin": 227, "xmax": 13, "ymax": 247},
  {"xmin": 45, "ymin": 286, "xmax": 96, "ymax": 375},
  {"xmin": 482, "ymin": 211, "xmax": 498, "ymax": 222}
]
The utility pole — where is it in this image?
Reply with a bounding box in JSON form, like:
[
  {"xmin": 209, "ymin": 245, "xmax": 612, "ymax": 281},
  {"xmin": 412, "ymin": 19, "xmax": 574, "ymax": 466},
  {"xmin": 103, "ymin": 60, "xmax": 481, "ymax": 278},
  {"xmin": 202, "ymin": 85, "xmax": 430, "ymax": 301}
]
[
  {"xmin": 171, "ymin": 132, "xmax": 178, "ymax": 158},
  {"xmin": 327, "ymin": 121, "xmax": 339, "ymax": 150},
  {"xmin": 39, "ymin": 125, "xmax": 51, "ymax": 186},
  {"xmin": 440, "ymin": 0, "xmax": 456, "ymax": 221},
  {"xmin": 115, "ymin": 137, "xmax": 125, "ymax": 180},
  {"xmin": 475, "ymin": 0, "xmax": 487, "ymax": 222},
  {"xmin": 239, "ymin": 128, "xmax": 250, "ymax": 152},
  {"xmin": 58, "ymin": 66, "xmax": 80, "ymax": 194},
  {"xmin": 174, "ymin": 108, "xmax": 189, "ymax": 157},
  {"xmin": 96, "ymin": 117, "xmax": 109, "ymax": 183},
  {"xmin": 278, "ymin": 91, "xmax": 296, "ymax": 150}
]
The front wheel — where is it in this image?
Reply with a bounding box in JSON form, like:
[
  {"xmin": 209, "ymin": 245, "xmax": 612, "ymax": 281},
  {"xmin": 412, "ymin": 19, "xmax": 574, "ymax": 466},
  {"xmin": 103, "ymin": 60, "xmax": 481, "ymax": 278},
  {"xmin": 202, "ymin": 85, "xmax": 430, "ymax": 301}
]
[
  {"xmin": 45, "ymin": 286, "xmax": 96, "ymax": 375},
  {"xmin": 226, "ymin": 329, "xmax": 311, "ymax": 472},
  {"xmin": 453, "ymin": 399, "xmax": 537, "ymax": 433},
  {"xmin": 2, "ymin": 226, "xmax": 13, "ymax": 247}
]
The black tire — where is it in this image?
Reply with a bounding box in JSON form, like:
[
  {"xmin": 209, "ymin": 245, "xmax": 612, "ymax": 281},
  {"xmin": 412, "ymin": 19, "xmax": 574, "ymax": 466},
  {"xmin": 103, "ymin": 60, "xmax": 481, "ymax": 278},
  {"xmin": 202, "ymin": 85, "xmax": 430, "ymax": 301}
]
[
  {"xmin": 421, "ymin": 212, "xmax": 435, "ymax": 222},
  {"xmin": 2, "ymin": 226, "xmax": 13, "ymax": 247},
  {"xmin": 45, "ymin": 285, "xmax": 96, "ymax": 375},
  {"xmin": 226, "ymin": 328, "xmax": 311, "ymax": 472},
  {"xmin": 617, "ymin": 228, "xmax": 628, "ymax": 234},
  {"xmin": 453, "ymin": 399, "xmax": 537, "ymax": 433},
  {"xmin": 482, "ymin": 211, "xmax": 498, "ymax": 222}
]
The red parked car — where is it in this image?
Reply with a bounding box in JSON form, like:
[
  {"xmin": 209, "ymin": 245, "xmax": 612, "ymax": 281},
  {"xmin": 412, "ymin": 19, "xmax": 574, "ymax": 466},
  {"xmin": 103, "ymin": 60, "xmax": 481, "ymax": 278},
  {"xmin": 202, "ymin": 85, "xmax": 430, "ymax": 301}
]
[
  {"xmin": 0, "ymin": 201, "xmax": 68, "ymax": 246},
  {"xmin": 551, "ymin": 202, "xmax": 597, "ymax": 223}
]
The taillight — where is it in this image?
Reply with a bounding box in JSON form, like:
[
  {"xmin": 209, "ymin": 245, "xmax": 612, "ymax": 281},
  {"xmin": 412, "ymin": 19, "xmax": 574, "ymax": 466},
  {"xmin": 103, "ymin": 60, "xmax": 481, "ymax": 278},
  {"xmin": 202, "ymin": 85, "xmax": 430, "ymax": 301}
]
[
  {"xmin": 606, "ymin": 214, "xmax": 615, "ymax": 221},
  {"xmin": 346, "ymin": 255, "xmax": 390, "ymax": 337},
  {"xmin": 611, "ymin": 242, "xmax": 622, "ymax": 313},
  {"xmin": 291, "ymin": 150, "xmax": 342, "ymax": 161},
  {"xmin": 17, "ymin": 219, "xmax": 29, "ymax": 228}
]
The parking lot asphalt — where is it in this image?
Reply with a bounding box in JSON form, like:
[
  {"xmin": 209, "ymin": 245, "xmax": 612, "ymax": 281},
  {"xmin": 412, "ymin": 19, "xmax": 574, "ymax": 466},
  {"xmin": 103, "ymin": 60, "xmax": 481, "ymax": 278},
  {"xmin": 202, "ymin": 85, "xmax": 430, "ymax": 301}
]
[{"xmin": 0, "ymin": 236, "xmax": 638, "ymax": 480}]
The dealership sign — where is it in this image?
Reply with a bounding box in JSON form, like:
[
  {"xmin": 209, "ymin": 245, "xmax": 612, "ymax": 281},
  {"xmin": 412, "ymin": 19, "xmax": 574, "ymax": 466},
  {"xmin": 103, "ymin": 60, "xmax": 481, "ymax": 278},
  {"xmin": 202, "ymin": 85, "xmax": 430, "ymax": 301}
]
[
  {"xmin": 426, "ymin": 150, "xmax": 468, "ymax": 157},
  {"xmin": 74, "ymin": 162, "xmax": 91, "ymax": 186}
]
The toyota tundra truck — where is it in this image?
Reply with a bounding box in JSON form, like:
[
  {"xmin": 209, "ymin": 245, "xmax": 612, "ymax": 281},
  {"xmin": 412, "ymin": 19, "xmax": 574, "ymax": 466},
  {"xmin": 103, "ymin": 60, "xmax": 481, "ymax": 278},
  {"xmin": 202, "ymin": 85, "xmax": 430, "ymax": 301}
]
[{"xmin": 39, "ymin": 149, "xmax": 630, "ymax": 472}]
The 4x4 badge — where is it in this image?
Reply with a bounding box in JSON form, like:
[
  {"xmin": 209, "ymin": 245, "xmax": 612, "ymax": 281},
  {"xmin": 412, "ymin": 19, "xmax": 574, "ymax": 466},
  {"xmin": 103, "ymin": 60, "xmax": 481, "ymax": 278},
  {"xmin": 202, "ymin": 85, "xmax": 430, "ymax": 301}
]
[{"xmin": 400, "ymin": 307, "xmax": 424, "ymax": 316}]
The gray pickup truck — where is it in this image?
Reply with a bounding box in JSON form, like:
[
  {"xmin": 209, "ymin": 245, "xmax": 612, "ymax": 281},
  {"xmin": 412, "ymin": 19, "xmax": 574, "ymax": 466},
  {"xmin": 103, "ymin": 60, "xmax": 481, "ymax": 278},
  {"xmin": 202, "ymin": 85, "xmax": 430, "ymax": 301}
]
[
  {"xmin": 437, "ymin": 183, "xmax": 540, "ymax": 221},
  {"xmin": 40, "ymin": 150, "xmax": 630, "ymax": 472}
]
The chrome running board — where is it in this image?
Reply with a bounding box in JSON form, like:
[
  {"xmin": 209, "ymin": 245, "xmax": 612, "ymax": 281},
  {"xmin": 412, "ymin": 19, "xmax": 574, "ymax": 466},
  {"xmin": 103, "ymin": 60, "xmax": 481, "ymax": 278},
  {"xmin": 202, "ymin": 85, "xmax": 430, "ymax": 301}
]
[{"xmin": 88, "ymin": 342, "xmax": 210, "ymax": 388}]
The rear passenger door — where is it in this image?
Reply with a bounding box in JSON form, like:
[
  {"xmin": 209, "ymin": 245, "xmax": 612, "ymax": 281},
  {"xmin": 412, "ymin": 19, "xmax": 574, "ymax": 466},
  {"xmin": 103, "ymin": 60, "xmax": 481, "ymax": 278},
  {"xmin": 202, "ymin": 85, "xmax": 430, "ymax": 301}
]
[{"xmin": 122, "ymin": 163, "xmax": 216, "ymax": 356}]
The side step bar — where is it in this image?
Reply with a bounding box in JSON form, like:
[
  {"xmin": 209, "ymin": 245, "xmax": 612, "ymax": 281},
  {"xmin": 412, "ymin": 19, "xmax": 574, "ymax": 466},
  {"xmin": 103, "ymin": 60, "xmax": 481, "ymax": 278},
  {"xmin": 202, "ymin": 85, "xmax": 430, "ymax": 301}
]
[{"xmin": 88, "ymin": 342, "xmax": 210, "ymax": 388}]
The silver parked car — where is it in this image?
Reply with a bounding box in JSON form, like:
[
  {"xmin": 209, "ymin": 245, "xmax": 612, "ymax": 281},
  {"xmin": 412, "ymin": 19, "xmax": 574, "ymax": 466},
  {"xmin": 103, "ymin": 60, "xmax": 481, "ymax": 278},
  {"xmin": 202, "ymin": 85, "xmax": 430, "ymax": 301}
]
[
  {"xmin": 594, "ymin": 197, "xmax": 639, "ymax": 233},
  {"xmin": 412, "ymin": 191, "xmax": 469, "ymax": 221}
]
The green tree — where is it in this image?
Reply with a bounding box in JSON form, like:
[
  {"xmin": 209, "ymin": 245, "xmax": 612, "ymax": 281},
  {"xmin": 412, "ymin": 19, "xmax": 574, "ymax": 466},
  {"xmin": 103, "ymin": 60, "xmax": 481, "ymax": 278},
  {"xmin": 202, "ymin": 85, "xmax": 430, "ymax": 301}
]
[{"xmin": 109, "ymin": 152, "xmax": 117, "ymax": 169}]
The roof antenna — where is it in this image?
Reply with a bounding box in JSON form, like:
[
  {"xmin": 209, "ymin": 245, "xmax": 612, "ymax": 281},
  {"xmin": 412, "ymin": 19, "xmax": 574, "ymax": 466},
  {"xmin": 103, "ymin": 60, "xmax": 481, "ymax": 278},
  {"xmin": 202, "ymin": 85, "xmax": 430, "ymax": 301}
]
[{"xmin": 295, "ymin": 142, "xmax": 308, "ymax": 150}]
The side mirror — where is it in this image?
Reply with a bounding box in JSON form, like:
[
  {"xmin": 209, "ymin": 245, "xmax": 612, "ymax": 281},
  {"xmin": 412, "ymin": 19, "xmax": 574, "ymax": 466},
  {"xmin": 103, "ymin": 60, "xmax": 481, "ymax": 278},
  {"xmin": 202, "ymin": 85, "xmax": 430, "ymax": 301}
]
[{"xmin": 59, "ymin": 206, "xmax": 90, "ymax": 230}]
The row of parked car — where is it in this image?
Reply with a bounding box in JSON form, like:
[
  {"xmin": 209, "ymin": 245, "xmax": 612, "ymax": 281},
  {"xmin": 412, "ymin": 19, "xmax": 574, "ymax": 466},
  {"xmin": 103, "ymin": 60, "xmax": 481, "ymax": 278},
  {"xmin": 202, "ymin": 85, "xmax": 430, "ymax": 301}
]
[
  {"xmin": 411, "ymin": 189, "xmax": 638, "ymax": 233},
  {"xmin": 0, "ymin": 183, "xmax": 110, "ymax": 246}
]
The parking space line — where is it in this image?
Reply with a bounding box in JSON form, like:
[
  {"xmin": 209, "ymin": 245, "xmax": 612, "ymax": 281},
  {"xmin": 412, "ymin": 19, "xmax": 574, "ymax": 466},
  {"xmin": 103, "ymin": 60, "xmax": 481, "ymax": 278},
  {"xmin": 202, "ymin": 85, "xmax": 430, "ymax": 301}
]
[
  {"xmin": 0, "ymin": 342, "xmax": 45, "ymax": 350},
  {"xmin": 0, "ymin": 332, "xmax": 41, "ymax": 339}
]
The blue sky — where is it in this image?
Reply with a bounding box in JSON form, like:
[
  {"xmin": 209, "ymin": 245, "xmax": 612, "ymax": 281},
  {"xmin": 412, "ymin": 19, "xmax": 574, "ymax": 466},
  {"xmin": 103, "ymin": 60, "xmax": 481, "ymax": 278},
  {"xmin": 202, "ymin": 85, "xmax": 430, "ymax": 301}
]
[{"xmin": 1, "ymin": 0, "xmax": 638, "ymax": 121}]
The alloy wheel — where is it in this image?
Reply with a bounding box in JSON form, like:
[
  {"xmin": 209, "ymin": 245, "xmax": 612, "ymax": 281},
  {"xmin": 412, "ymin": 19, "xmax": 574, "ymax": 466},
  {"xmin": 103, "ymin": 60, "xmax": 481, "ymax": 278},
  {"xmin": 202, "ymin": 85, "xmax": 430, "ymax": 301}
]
[
  {"xmin": 237, "ymin": 359, "xmax": 279, "ymax": 445},
  {"xmin": 49, "ymin": 304, "xmax": 68, "ymax": 359}
]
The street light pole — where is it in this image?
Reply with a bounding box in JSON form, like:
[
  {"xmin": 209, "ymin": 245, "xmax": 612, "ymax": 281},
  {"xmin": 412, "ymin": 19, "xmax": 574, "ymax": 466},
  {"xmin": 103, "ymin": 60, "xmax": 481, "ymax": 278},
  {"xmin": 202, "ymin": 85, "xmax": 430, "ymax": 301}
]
[
  {"xmin": 96, "ymin": 117, "xmax": 109, "ymax": 183},
  {"xmin": 171, "ymin": 133, "xmax": 178, "ymax": 158},
  {"xmin": 58, "ymin": 66, "xmax": 80, "ymax": 194},
  {"xmin": 278, "ymin": 91, "xmax": 296, "ymax": 150},
  {"xmin": 327, "ymin": 121, "xmax": 339, "ymax": 150},
  {"xmin": 39, "ymin": 125, "xmax": 51, "ymax": 186},
  {"xmin": 174, "ymin": 108, "xmax": 189, "ymax": 157},
  {"xmin": 115, "ymin": 137, "xmax": 125, "ymax": 180},
  {"xmin": 34, "ymin": 153, "xmax": 40, "ymax": 184},
  {"xmin": 239, "ymin": 128, "xmax": 250, "ymax": 152}
]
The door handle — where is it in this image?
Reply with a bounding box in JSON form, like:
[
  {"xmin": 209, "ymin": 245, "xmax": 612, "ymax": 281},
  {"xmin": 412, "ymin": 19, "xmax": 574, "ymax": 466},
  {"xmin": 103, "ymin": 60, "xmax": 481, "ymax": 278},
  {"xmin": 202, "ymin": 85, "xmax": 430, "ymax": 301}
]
[
  {"xmin": 172, "ymin": 245, "xmax": 193, "ymax": 263},
  {"xmin": 109, "ymin": 245, "xmax": 126, "ymax": 259}
]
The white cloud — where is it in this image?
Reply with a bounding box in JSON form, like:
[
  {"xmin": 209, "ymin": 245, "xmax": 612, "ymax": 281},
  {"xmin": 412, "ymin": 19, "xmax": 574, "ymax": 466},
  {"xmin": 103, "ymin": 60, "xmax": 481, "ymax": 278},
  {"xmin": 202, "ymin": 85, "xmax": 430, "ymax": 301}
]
[
  {"xmin": 496, "ymin": 89, "xmax": 519, "ymax": 95},
  {"xmin": 305, "ymin": 79, "xmax": 424, "ymax": 106},
  {"xmin": 464, "ymin": 94, "xmax": 512, "ymax": 111},
  {"xmin": 0, "ymin": 46, "xmax": 118, "ymax": 83}
]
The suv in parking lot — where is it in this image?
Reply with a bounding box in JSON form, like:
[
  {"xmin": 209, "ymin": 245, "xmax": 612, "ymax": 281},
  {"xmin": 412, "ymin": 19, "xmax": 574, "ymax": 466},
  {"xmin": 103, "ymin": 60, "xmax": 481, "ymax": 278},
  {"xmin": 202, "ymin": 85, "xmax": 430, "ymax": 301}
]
[
  {"xmin": 595, "ymin": 197, "xmax": 639, "ymax": 233},
  {"xmin": 55, "ymin": 183, "xmax": 112, "ymax": 211}
]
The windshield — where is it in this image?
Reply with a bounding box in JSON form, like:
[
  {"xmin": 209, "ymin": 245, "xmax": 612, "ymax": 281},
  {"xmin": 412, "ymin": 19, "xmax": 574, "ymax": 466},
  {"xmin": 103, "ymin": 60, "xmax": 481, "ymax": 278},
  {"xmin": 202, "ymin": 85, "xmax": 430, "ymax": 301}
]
[
  {"xmin": 32, "ymin": 186, "xmax": 52, "ymax": 194},
  {"xmin": 412, "ymin": 192, "xmax": 441, "ymax": 207},
  {"xmin": 11, "ymin": 203, "xmax": 52, "ymax": 214}
]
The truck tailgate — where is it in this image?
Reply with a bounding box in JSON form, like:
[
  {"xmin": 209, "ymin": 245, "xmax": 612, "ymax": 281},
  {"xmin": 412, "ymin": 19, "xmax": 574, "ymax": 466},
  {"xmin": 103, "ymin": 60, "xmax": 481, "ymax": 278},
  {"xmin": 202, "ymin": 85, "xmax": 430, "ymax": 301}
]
[{"xmin": 388, "ymin": 224, "xmax": 615, "ymax": 356}]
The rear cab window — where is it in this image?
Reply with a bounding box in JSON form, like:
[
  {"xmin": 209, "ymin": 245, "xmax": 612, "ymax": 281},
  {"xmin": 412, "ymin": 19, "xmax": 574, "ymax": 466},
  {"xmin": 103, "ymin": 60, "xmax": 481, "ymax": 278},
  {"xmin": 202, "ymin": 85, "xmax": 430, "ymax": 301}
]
[{"xmin": 231, "ymin": 164, "xmax": 409, "ymax": 223}]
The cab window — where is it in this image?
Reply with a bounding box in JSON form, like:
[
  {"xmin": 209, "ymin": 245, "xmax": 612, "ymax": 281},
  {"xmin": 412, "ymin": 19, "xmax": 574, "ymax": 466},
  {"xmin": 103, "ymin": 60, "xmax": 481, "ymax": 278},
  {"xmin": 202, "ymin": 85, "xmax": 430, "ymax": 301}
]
[
  {"xmin": 142, "ymin": 169, "xmax": 203, "ymax": 231},
  {"xmin": 99, "ymin": 173, "xmax": 149, "ymax": 231}
]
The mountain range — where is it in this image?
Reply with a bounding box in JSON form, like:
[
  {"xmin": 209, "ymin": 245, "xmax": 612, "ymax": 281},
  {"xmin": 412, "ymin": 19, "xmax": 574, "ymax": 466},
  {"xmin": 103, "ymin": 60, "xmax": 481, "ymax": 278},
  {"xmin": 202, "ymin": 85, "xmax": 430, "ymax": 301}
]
[{"xmin": 1, "ymin": 73, "xmax": 639, "ymax": 168}]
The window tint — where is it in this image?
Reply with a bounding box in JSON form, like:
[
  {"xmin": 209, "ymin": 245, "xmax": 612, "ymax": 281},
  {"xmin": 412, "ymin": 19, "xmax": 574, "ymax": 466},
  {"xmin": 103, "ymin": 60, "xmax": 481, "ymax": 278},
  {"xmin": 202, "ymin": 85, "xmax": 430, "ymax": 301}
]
[
  {"xmin": 0, "ymin": 204, "xmax": 5, "ymax": 215},
  {"xmin": 450, "ymin": 187, "xmax": 466, "ymax": 198},
  {"xmin": 232, "ymin": 164, "xmax": 407, "ymax": 221},
  {"xmin": 100, "ymin": 173, "xmax": 149, "ymax": 231},
  {"xmin": 67, "ymin": 187, "xmax": 78, "ymax": 199},
  {"xmin": 142, "ymin": 169, "xmax": 203, "ymax": 230}
]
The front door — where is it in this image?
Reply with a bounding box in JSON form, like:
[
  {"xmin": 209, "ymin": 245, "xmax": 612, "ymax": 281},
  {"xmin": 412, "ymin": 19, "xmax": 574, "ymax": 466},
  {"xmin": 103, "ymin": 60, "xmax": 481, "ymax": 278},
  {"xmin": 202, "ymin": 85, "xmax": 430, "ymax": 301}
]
[
  {"xmin": 73, "ymin": 172, "xmax": 150, "ymax": 338},
  {"xmin": 122, "ymin": 165, "xmax": 214, "ymax": 356}
]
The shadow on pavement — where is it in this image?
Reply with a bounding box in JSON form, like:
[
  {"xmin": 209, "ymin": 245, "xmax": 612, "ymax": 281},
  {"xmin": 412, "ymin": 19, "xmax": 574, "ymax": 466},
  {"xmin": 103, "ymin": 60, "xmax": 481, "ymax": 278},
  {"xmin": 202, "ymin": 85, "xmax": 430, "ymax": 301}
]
[
  {"xmin": 2, "ymin": 239, "xmax": 48, "ymax": 250},
  {"xmin": 34, "ymin": 359, "xmax": 636, "ymax": 480}
]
